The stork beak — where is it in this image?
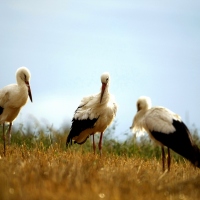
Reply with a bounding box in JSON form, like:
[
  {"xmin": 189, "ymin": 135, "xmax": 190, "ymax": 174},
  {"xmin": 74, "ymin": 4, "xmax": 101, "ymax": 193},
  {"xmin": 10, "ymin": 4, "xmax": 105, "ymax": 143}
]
[
  {"xmin": 25, "ymin": 81, "xmax": 33, "ymax": 102},
  {"xmin": 100, "ymin": 83, "xmax": 106, "ymax": 103},
  {"xmin": 137, "ymin": 103, "xmax": 141, "ymax": 112}
]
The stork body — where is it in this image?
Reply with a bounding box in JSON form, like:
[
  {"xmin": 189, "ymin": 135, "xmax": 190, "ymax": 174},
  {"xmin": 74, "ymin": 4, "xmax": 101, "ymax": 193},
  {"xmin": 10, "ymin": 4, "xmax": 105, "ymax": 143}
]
[
  {"xmin": 130, "ymin": 96, "xmax": 200, "ymax": 171},
  {"xmin": 66, "ymin": 72, "xmax": 117, "ymax": 155},
  {"xmin": 0, "ymin": 67, "xmax": 32, "ymax": 155}
]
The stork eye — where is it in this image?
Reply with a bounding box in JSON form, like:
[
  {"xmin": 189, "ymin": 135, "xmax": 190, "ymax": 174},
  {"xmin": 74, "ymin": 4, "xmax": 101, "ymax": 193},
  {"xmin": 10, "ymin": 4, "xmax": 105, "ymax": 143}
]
[{"xmin": 24, "ymin": 74, "xmax": 27, "ymax": 80}]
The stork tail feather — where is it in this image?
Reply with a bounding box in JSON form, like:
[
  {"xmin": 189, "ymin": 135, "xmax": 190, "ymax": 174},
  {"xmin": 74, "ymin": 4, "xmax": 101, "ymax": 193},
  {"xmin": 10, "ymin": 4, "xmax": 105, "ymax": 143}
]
[{"xmin": 190, "ymin": 144, "xmax": 200, "ymax": 168}]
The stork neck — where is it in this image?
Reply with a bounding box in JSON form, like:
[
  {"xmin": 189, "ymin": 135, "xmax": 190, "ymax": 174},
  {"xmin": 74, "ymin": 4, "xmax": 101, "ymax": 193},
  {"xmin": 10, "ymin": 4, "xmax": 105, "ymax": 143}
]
[
  {"xmin": 100, "ymin": 86, "xmax": 109, "ymax": 103},
  {"xmin": 16, "ymin": 75, "xmax": 25, "ymax": 86}
]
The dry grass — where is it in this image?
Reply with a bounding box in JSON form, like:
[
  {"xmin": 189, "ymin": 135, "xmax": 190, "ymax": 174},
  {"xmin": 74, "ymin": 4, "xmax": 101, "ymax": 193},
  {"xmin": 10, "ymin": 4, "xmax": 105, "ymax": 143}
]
[{"xmin": 0, "ymin": 144, "xmax": 200, "ymax": 200}]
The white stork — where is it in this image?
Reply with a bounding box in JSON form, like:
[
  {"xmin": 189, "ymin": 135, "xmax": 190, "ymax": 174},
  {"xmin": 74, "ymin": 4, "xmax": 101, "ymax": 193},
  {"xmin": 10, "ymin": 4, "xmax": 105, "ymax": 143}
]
[
  {"xmin": 66, "ymin": 72, "xmax": 117, "ymax": 156},
  {"xmin": 130, "ymin": 96, "xmax": 200, "ymax": 172},
  {"xmin": 0, "ymin": 67, "xmax": 32, "ymax": 155}
]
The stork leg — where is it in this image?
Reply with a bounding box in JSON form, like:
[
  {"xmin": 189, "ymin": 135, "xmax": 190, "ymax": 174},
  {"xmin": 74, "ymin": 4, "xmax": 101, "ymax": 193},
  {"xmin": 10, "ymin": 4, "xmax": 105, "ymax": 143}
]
[
  {"xmin": 93, "ymin": 134, "xmax": 96, "ymax": 154},
  {"xmin": 98, "ymin": 132, "xmax": 103, "ymax": 157},
  {"xmin": 3, "ymin": 123, "xmax": 6, "ymax": 156},
  {"xmin": 167, "ymin": 147, "xmax": 171, "ymax": 172},
  {"xmin": 7, "ymin": 122, "xmax": 12, "ymax": 145},
  {"xmin": 161, "ymin": 146, "xmax": 165, "ymax": 172}
]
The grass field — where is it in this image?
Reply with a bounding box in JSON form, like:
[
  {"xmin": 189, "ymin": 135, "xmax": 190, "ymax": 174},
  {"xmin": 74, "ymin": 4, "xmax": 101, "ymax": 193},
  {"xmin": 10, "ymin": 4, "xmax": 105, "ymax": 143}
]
[{"xmin": 0, "ymin": 127, "xmax": 200, "ymax": 200}]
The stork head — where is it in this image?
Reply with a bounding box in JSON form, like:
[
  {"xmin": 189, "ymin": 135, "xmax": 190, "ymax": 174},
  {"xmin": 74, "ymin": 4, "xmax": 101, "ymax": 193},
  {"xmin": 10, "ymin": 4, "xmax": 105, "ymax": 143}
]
[
  {"xmin": 100, "ymin": 72, "xmax": 110, "ymax": 103},
  {"xmin": 136, "ymin": 96, "xmax": 151, "ymax": 112},
  {"xmin": 16, "ymin": 67, "xmax": 33, "ymax": 102}
]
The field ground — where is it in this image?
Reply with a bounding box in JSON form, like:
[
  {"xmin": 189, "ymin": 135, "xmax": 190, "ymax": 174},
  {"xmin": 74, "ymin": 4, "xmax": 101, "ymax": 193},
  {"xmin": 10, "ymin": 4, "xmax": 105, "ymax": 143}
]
[{"xmin": 0, "ymin": 143, "xmax": 200, "ymax": 200}]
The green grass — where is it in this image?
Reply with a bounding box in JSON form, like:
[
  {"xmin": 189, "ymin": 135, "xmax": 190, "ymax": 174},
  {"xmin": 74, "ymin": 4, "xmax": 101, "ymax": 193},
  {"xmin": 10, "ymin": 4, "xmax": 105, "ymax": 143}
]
[{"xmin": 1, "ymin": 124, "xmax": 200, "ymax": 162}]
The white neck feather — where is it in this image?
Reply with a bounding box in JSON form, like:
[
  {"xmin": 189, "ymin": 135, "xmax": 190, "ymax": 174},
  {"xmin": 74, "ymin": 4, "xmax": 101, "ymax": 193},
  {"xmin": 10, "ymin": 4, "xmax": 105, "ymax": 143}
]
[{"xmin": 100, "ymin": 85, "xmax": 110, "ymax": 103}]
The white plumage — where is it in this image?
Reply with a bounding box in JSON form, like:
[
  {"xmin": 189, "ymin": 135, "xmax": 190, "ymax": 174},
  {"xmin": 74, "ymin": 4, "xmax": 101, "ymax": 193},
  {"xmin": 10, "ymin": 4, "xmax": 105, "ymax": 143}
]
[
  {"xmin": 130, "ymin": 96, "xmax": 200, "ymax": 171},
  {"xmin": 66, "ymin": 72, "xmax": 117, "ymax": 155},
  {"xmin": 0, "ymin": 67, "xmax": 32, "ymax": 155}
]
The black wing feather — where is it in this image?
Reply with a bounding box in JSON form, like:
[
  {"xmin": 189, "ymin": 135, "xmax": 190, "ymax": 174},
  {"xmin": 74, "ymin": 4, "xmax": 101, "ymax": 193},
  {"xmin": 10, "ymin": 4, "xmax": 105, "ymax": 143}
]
[
  {"xmin": 151, "ymin": 120, "xmax": 200, "ymax": 167},
  {"xmin": 66, "ymin": 117, "xmax": 99, "ymax": 146}
]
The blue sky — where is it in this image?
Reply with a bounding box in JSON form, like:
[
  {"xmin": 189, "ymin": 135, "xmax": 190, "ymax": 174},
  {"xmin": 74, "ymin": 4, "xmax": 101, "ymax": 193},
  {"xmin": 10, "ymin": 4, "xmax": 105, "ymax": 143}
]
[{"xmin": 0, "ymin": 1, "xmax": 200, "ymax": 140}]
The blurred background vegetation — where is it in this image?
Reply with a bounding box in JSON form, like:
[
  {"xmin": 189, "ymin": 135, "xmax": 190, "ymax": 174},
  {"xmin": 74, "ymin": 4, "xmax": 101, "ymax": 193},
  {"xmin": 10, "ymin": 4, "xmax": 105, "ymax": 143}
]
[{"xmin": 0, "ymin": 121, "xmax": 200, "ymax": 163}]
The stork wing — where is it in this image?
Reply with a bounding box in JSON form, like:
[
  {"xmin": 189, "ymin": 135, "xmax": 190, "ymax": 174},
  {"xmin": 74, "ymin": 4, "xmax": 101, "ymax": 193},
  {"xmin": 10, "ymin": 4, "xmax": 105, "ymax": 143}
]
[
  {"xmin": 74, "ymin": 95, "xmax": 100, "ymax": 120},
  {"xmin": 0, "ymin": 89, "xmax": 9, "ymax": 109},
  {"xmin": 145, "ymin": 107, "xmax": 181, "ymax": 134},
  {"xmin": 66, "ymin": 94, "xmax": 100, "ymax": 145},
  {"xmin": 66, "ymin": 116, "xmax": 99, "ymax": 145},
  {"xmin": 151, "ymin": 120, "xmax": 200, "ymax": 166}
]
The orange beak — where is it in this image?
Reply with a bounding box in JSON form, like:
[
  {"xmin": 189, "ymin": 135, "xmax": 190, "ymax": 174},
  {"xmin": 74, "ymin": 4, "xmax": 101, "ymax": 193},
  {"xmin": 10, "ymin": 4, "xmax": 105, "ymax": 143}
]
[
  {"xmin": 26, "ymin": 81, "xmax": 33, "ymax": 102},
  {"xmin": 100, "ymin": 83, "xmax": 106, "ymax": 103}
]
